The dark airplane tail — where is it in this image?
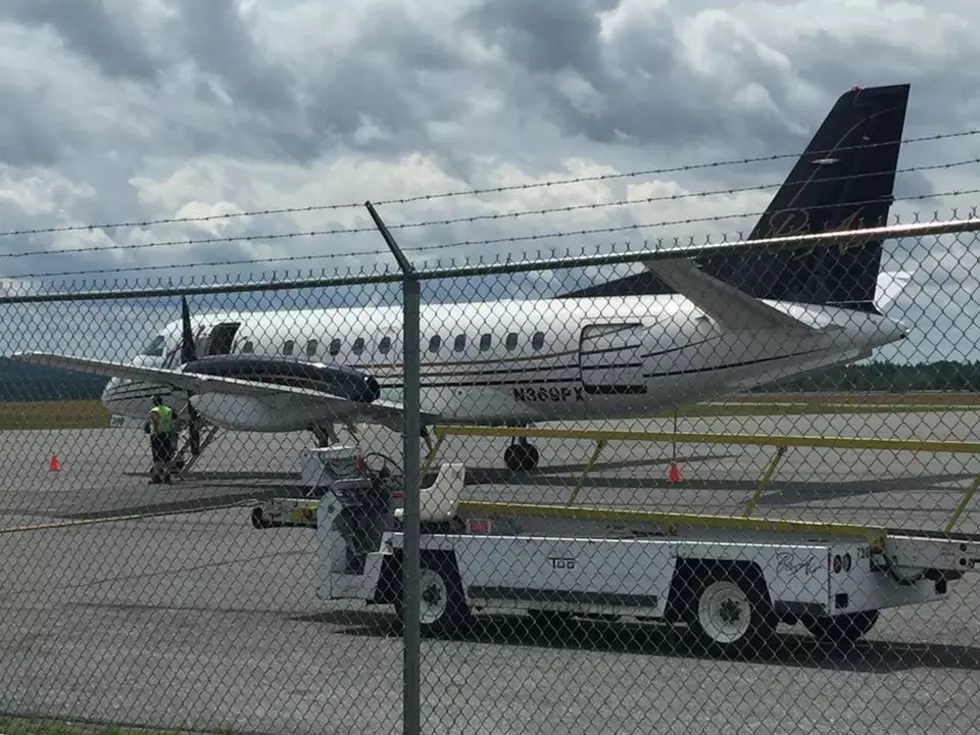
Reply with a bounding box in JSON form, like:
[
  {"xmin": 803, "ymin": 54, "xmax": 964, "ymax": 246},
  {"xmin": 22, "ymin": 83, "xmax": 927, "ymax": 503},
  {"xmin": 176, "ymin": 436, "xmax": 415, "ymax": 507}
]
[{"xmin": 560, "ymin": 83, "xmax": 911, "ymax": 313}]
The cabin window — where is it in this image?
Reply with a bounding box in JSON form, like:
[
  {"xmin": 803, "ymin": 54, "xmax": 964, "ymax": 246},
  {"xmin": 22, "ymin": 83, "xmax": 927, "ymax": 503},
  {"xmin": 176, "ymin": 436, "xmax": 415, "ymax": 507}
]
[
  {"xmin": 241, "ymin": 341, "xmax": 254, "ymax": 354},
  {"xmin": 453, "ymin": 334, "xmax": 466, "ymax": 352},
  {"xmin": 140, "ymin": 335, "xmax": 165, "ymax": 357},
  {"xmin": 505, "ymin": 332, "xmax": 518, "ymax": 351},
  {"xmin": 306, "ymin": 339, "xmax": 318, "ymax": 357},
  {"xmin": 429, "ymin": 335, "xmax": 441, "ymax": 353},
  {"xmin": 329, "ymin": 338, "xmax": 341, "ymax": 356},
  {"xmin": 532, "ymin": 331, "xmax": 545, "ymax": 350},
  {"xmin": 283, "ymin": 339, "xmax": 294, "ymax": 356},
  {"xmin": 479, "ymin": 334, "xmax": 492, "ymax": 351},
  {"xmin": 379, "ymin": 336, "xmax": 392, "ymax": 354},
  {"xmin": 353, "ymin": 337, "xmax": 365, "ymax": 355}
]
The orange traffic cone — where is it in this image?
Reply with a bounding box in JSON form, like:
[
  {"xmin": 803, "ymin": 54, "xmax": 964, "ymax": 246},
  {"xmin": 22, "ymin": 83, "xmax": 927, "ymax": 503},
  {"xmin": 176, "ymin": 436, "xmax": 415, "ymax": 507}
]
[
  {"xmin": 668, "ymin": 461, "xmax": 680, "ymax": 483},
  {"xmin": 49, "ymin": 454, "xmax": 61, "ymax": 472}
]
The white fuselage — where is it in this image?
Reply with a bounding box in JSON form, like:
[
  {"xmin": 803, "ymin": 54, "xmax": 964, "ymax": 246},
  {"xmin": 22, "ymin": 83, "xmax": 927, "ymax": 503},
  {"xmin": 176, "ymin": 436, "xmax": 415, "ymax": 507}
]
[{"xmin": 100, "ymin": 294, "xmax": 907, "ymax": 432}]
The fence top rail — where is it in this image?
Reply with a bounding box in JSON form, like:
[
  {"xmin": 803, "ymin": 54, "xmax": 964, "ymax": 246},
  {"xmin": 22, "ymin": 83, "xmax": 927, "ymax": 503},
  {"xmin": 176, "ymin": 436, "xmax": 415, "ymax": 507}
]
[
  {"xmin": 434, "ymin": 424, "xmax": 980, "ymax": 454},
  {"xmin": 1, "ymin": 215, "xmax": 978, "ymax": 304}
]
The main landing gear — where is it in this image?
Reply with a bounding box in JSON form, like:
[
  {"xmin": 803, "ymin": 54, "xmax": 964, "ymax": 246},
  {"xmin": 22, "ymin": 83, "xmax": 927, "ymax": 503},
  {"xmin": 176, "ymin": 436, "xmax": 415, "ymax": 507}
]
[
  {"xmin": 311, "ymin": 423, "xmax": 338, "ymax": 448},
  {"xmin": 504, "ymin": 436, "xmax": 539, "ymax": 472},
  {"xmin": 311, "ymin": 421, "xmax": 359, "ymax": 448},
  {"xmin": 313, "ymin": 421, "xmax": 540, "ymax": 474}
]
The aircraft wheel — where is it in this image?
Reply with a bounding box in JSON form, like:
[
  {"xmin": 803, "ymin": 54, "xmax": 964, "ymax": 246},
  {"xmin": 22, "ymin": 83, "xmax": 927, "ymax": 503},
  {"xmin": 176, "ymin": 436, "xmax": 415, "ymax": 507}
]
[{"xmin": 504, "ymin": 440, "xmax": 539, "ymax": 472}]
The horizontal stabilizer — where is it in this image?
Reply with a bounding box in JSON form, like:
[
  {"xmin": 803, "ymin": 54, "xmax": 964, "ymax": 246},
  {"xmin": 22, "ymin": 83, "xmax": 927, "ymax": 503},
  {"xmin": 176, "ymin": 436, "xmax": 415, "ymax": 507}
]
[
  {"xmin": 874, "ymin": 270, "xmax": 915, "ymax": 312},
  {"xmin": 644, "ymin": 258, "xmax": 816, "ymax": 332}
]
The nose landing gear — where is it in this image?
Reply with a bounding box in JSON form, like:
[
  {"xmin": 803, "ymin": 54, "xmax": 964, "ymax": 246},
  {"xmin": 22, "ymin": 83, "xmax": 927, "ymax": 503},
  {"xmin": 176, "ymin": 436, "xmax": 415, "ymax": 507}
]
[{"xmin": 504, "ymin": 436, "xmax": 539, "ymax": 472}]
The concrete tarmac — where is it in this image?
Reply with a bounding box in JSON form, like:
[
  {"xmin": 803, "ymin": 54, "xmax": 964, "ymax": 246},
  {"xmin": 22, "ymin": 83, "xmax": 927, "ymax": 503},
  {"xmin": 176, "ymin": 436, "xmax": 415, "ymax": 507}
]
[{"xmin": 0, "ymin": 412, "xmax": 979, "ymax": 734}]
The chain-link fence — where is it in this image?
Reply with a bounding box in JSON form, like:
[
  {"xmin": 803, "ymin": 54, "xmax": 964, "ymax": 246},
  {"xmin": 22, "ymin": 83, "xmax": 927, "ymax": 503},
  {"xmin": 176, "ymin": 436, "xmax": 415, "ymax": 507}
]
[{"xmin": 1, "ymin": 213, "xmax": 980, "ymax": 735}]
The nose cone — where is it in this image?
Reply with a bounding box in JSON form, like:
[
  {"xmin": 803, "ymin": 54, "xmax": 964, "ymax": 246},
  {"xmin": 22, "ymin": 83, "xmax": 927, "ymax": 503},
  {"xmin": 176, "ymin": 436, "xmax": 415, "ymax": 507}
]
[{"xmin": 101, "ymin": 376, "xmax": 120, "ymax": 404}]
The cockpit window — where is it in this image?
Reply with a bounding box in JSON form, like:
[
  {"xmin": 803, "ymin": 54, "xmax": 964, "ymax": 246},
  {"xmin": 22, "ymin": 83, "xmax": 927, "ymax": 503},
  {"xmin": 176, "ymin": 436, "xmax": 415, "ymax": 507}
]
[{"xmin": 140, "ymin": 335, "xmax": 165, "ymax": 357}]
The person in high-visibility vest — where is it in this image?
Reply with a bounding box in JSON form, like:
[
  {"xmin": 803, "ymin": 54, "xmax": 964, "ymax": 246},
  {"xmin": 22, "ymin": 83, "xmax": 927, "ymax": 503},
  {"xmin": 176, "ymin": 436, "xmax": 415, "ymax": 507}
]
[{"xmin": 145, "ymin": 394, "xmax": 176, "ymax": 484}]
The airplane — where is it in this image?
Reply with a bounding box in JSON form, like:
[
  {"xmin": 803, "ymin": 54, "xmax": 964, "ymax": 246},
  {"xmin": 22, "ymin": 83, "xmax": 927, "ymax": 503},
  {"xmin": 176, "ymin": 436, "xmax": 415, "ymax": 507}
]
[{"xmin": 8, "ymin": 83, "xmax": 916, "ymax": 473}]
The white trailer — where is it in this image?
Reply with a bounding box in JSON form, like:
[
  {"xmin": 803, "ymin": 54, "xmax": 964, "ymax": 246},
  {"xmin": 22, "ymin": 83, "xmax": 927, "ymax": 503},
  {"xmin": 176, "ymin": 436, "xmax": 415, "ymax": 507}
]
[{"xmin": 261, "ymin": 449, "xmax": 980, "ymax": 657}]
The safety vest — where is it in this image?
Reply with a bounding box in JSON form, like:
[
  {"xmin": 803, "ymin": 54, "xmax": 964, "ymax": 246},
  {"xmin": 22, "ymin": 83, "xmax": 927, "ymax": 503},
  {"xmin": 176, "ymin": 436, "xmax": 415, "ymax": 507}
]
[{"xmin": 149, "ymin": 405, "xmax": 174, "ymax": 435}]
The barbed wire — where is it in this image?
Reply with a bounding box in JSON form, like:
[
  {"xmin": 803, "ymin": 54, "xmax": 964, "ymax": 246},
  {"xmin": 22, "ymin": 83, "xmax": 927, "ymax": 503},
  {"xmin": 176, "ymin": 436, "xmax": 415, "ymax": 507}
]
[
  {"xmin": 2, "ymin": 157, "xmax": 977, "ymax": 262},
  {"xmin": 386, "ymin": 157, "xmax": 980, "ymax": 231},
  {"xmin": 0, "ymin": 212, "xmax": 972, "ymax": 300},
  {"xmin": 406, "ymin": 189, "xmax": 980, "ymax": 255},
  {"xmin": 3, "ymin": 244, "xmax": 392, "ymax": 281},
  {"xmin": 0, "ymin": 129, "xmax": 976, "ymax": 240},
  {"xmin": 7, "ymin": 194, "xmax": 977, "ymax": 283},
  {"xmin": 0, "ymin": 225, "xmax": 374, "ymax": 261}
]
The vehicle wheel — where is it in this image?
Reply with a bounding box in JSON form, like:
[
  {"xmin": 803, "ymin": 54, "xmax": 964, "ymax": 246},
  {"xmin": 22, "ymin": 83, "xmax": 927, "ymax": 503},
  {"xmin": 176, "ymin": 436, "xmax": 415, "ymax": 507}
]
[
  {"xmin": 688, "ymin": 569, "xmax": 776, "ymax": 658},
  {"xmin": 394, "ymin": 555, "xmax": 470, "ymax": 638},
  {"xmin": 250, "ymin": 506, "xmax": 269, "ymax": 529},
  {"xmin": 804, "ymin": 610, "xmax": 879, "ymax": 646}
]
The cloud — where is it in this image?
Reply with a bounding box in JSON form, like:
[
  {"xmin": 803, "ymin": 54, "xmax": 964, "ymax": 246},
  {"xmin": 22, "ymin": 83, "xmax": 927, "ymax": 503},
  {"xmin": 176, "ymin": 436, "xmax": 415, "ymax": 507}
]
[
  {"xmin": 0, "ymin": 0, "xmax": 162, "ymax": 82},
  {"xmin": 0, "ymin": 0, "xmax": 978, "ymax": 363}
]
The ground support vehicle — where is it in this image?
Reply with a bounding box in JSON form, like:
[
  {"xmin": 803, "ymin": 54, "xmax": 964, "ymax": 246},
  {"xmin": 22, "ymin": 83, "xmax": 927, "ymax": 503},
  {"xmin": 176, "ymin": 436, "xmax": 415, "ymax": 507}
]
[{"xmin": 255, "ymin": 446, "xmax": 980, "ymax": 657}]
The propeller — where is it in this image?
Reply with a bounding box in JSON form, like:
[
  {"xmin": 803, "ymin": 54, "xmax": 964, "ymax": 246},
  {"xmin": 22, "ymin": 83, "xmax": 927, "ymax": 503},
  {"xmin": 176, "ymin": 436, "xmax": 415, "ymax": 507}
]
[
  {"xmin": 180, "ymin": 295, "xmax": 202, "ymax": 456},
  {"xmin": 181, "ymin": 295, "xmax": 197, "ymax": 363}
]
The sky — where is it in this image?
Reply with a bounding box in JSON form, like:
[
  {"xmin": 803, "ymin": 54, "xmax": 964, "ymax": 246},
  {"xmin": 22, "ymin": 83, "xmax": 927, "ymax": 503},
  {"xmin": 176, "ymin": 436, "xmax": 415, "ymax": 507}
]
[{"xmin": 1, "ymin": 0, "xmax": 980, "ymax": 366}]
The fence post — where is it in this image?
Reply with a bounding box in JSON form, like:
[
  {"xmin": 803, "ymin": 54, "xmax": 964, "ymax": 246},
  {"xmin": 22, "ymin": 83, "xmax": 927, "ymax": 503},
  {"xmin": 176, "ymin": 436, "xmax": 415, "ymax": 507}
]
[{"xmin": 365, "ymin": 201, "xmax": 421, "ymax": 735}]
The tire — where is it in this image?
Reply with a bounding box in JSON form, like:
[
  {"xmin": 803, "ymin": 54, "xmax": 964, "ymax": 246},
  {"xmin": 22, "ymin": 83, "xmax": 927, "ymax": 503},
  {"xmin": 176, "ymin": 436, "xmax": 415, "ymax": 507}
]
[
  {"xmin": 393, "ymin": 554, "xmax": 470, "ymax": 638},
  {"xmin": 804, "ymin": 610, "xmax": 879, "ymax": 647},
  {"xmin": 503, "ymin": 445, "xmax": 520, "ymax": 472},
  {"xmin": 504, "ymin": 442, "xmax": 539, "ymax": 472},
  {"xmin": 521, "ymin": 444, "xmax": 539, "ymax": 471},
  {"xmin": 688, "ymin": 567, "xmax": 776, "ymax": 658},
  {"xmin": 250, "ymin": 506, "xmax": 269, "ymax": 529}
]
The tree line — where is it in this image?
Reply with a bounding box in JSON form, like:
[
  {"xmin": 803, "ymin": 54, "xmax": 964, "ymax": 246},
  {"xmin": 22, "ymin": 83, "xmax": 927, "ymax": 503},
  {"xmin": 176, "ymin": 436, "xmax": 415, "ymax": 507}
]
[
  {"xmin": 3, "ymin": 358, "xmax": 980, "ymax": 403},
  {"xmin": 753, "ymin": 360, "xmax": 980, "ymax": 393},
  {"xmin": 0, "ymin": 358, "xmax": 108, "ymax": 402}
]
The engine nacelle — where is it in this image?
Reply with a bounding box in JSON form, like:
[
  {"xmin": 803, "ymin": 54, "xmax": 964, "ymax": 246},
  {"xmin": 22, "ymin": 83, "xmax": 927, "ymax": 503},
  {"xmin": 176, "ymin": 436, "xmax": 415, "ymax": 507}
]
[
  {"xmin": 181, "ymin": 355, "xmax": 381, "ymax": 403},
  {"xmin": 189, "ymin": 392, "xmax": 337, "ymax": 432}
]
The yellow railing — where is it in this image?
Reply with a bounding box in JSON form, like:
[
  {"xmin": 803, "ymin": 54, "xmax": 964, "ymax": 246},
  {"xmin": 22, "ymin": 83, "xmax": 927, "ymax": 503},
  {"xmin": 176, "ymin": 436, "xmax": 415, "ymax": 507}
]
[
  {"xmin": 423, "ymin": 424, "xmax": 980, "ymax": 533},
  {"xmin": 454, "ymin": 500, "xmax": 890, "ymax": 549}
]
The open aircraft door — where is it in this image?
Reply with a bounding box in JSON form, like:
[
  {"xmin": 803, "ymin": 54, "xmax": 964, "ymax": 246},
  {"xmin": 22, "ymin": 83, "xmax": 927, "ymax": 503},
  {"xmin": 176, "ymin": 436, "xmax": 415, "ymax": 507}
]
[
  {"xmin": 578, "ymin": 323, "xmax": 649, "ymax": 396},
  {"xmin": 196, "ymin": 322, "xmax": 241, "ymax": 357}
]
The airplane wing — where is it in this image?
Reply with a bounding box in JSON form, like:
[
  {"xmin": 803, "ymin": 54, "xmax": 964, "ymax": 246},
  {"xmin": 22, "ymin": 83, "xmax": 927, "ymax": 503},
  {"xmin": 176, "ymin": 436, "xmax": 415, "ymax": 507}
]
[
  {"xmin": 642, "ymin": 257, "xmax": 818, "ymax": 332},
  {"xmin": 7, "ymin": 352, "xmax": 412, "ymax": 425}
]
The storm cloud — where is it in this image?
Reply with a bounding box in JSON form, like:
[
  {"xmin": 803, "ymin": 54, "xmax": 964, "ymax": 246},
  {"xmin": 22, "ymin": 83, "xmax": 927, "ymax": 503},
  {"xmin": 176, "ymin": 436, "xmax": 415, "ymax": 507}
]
[{"xmin": 0, "ymin": 0, "xmax": 978, "ymax": 361}]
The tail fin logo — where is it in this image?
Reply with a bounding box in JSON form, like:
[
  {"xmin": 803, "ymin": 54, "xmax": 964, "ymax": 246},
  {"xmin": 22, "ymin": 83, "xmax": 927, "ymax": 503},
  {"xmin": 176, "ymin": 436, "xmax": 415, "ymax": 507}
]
[
  {"xmin": 768, "ymin": 208, "xmax": 812, "ymax": 239},
  {"xmin": 825, "ymin": 209, "xmax": 874, "ymax": 255},
  {"xmin": 767, "ymin": 206, "xmax": 871, "ymax": 255}
]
